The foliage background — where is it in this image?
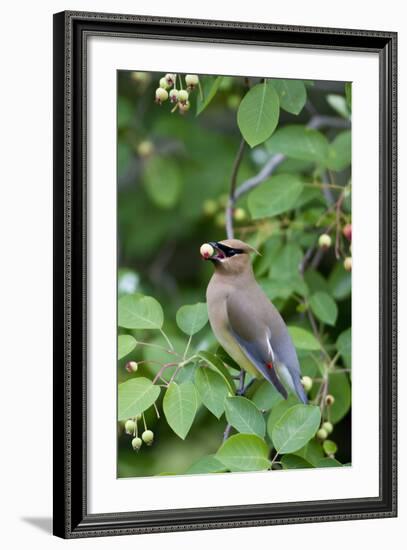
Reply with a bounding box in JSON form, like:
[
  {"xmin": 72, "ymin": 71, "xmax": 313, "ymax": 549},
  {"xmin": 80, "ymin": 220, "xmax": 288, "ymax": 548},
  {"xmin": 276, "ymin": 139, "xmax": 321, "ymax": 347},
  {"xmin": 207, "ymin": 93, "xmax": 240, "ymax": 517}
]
[{"xmin": 117, "ymin": 71, "xmax": 352, "ymax": 477}]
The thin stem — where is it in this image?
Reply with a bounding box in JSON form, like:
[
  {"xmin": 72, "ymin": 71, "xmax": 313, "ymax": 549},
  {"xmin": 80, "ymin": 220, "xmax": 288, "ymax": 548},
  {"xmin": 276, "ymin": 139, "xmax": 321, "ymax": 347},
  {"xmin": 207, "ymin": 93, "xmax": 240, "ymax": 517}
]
[
  {"xmin": 136, "ymin": 341, "xmax": 180, "ymax": 357},
  {"xmin": 335, "ymin": 191, "xmax": 345, "ymax": 259},
  {"xmin": 142, "ymin": 413, "xmax": 147, "ymax": 432},
  {"xmin": 159, "ymin": 328, "xmax": 174, "ymax": 351},
  {"xmin": 153, "ymin": 402, "xmax": 160, "ymax": 419},
  {"xmin": 183, "ymin": 334, "xmax": 192, "ymax": 360},
  {"xmin": 152, "ymin": 362, "xmax": 178, "ymax": 385},
  {"xmin": 226, "ymin": 137, "xmax": 246, "ymax": 239}
]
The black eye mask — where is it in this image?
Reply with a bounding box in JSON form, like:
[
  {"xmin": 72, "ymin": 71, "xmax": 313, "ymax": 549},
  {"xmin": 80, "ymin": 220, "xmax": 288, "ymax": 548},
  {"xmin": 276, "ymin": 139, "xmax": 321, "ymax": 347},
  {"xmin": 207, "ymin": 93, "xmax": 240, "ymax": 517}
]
[{"xmin": 209, "ymin": 241, "xmax": 245, "ymax": 258}]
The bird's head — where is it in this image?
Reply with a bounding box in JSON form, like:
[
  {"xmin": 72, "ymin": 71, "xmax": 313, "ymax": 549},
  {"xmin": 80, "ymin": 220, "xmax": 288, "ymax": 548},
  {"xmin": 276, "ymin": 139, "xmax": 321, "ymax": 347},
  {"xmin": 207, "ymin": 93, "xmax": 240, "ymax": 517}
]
[{"xmin": 200, "ymin": 239, "xmax": 259, "ymax": 276}]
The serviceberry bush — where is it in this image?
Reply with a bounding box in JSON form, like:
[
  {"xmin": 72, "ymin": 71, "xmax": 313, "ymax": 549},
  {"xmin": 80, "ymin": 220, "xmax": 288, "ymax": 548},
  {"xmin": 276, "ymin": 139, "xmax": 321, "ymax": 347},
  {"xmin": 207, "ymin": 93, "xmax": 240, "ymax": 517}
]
[{"xmin": 117, "ymin": 71, "xmax": 352, "ymax": 477}]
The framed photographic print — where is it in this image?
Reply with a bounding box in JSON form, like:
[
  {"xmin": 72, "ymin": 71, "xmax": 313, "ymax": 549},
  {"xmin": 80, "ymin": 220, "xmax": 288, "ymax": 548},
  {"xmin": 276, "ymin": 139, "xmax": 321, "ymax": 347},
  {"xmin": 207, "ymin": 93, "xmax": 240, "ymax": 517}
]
[{"xmin": 53, "ymin": 11, "xmax": 397, "ymax": 538}]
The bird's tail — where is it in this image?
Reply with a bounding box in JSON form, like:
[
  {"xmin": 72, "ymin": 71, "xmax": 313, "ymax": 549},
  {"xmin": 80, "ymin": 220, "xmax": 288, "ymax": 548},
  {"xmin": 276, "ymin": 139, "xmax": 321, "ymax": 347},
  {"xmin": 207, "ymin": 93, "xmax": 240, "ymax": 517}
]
[{"xmin": 292, "ymin": 374, "xmax": 308, "ymax": 404}]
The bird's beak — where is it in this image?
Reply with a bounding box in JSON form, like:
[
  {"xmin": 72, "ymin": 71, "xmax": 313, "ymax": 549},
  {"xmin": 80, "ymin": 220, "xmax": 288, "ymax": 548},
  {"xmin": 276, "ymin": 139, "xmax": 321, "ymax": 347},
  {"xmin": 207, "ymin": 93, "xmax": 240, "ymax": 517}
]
[{"xmin": 207, "ymin": 241, "xmax": 227, "ymax": 261}]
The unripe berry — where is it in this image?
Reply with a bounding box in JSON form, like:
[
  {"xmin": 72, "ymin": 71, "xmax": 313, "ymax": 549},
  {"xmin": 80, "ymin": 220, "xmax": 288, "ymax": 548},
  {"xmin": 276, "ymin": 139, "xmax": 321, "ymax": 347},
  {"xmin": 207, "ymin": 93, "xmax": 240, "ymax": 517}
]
[
  {"xmin": 325, "ymin": 394, "xmax": 335, "ymax": 406},
  {"xmin": 233, "ymin": 208, "xmax": 247, "ymax": 222},
  {"xmin": 342, "ymin": 223, "xmax": 352, "ymax": 241},
  {"xmin": 344, "ymin": 257, "xmax": 352, "ymax": 272},
  {"xmin": 227, "ymin": 94, "xmax": 241, "ymax": 110},
  {"xmin": 137, "ymin": 140, "xmax": 154, "ymax": 158},
  {"xmin": 178, "ymin": 89, "xmax": 189, "ymax": 104},
  {"xmin": 124, "ymin": 419, "xmax": 136, "ymax": 435},
  {"xmin": 169, "ymin": 89, "xmax": 179, "ymax": 103},
  {"xmin": 323, "ymin": 439, "xmax": 338, "ymax": 456},
  {"xmin": 215, "ymin": 212, "xmax": 226, "ymax": 228},
  {"xmin": 142, "ymin": 429, "xmax": 154, "ymax": 445},
  {"xmin": 179, "ymin": 100, "xmax": 190, "ymax": 113},
  {"xmin": 159, "ymin": 77, "xmax": 169, "ymax": 89},
  {"xmin": 301, "ymin": 376, "xmax": 313, "ymax": 392},
  {"xmin": 318, "ymin": 233, "xmax": 332, "ymax": 249},
  {"xmin": 165, "ymin": 73, "xmax": 176, "ymax": 87},
  {"xmin": 131, "ymin": 437, "xmax": 143, "ymax": 451},
  {"xmin": 200, "ymin": 243, "xmax": 214, "ymax": 259},
  {"xmin": 317, "ymin": 428, "xmax": 328, "ymax": 441},
  {"xmin": 185, "ymin": 74, "xmax": 199, "ymax": 89},
  {"xmin": 155, "ymin": 87, "xmax": 168, "ymax": 104},
  {"xmin": 202, "ymin": 199, "xmax": 217, "ymax": 216},
  {"xmin": 322, "ymin": 421, "xmax": 333, "ymax": 434},
  {"xmin": 125, "ymin": 361, "xmax": 138, "ymax": 373}
]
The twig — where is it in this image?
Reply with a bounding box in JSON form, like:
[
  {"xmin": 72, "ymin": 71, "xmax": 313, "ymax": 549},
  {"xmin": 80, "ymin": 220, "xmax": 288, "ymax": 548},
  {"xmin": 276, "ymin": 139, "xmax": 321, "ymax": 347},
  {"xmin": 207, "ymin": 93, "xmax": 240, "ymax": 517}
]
[{"xmin": 335, "ymin": 191, "xmax": 345, "ymax": 259}]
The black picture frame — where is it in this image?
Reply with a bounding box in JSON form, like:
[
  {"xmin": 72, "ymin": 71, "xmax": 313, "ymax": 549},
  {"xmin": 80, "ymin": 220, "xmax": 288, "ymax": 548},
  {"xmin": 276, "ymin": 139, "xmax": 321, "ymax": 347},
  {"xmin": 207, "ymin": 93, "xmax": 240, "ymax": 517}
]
[{"xmin": 53, "ymin": 10, "xmax": 397, "ymax": 539}]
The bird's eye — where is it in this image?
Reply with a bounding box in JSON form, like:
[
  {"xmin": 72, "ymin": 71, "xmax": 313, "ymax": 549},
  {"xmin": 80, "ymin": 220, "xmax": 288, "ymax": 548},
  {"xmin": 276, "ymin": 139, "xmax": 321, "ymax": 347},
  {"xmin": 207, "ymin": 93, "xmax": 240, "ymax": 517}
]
[{"xmin": 226, "ymin": 248, "xmax": 244, "ymax": 257}]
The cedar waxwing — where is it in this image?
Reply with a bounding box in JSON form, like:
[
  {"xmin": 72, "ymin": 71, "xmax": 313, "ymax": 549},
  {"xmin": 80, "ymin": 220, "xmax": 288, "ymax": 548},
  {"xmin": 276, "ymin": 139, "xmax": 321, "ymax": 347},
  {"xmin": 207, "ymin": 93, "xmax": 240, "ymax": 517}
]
[{"xmin": 202, "ymin": 239, "xmax": 307, "ymax": 404}]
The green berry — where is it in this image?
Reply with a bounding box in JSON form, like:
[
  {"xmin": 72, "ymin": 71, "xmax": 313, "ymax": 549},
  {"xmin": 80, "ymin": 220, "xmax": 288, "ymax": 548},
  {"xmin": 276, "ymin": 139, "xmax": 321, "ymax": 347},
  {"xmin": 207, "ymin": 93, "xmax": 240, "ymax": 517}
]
[
  {"xmin": 215, "ymin": 212, "xmax": 226, "ymax": 228},
  {"xmin": 125, "ymin": 361, "xmax": 138, "ymax": 373},
  {"xmin": 318, "ymin": 233, "xmax": 332, "ymax": 249},
  {"xmin": 233, "ymin": 208, "xmax": 247, "ymax": 222},
  {"xmin": 322, "ymin": 421, "xmax": 333, "ymax": 434},
  {"xmin": 178, "ymin": 89, "xmax": 189, "ymax": 104},
  {"xmin": 344, "ymin": 256, "xmax": 352, "ymax": 272},
  {"xmin": 169, "ymin": 89, "xmax": 179, "ymax": 103},
  {"xmin": 142, "ymin": 430, "xmax": 154, "ymax": 446},
  {"xmin": 155, "ymin": 87, "xmax": 168, "ymax": 103},
  {"xmin": 317, "ymin": 428, "xmax": 328, "ymax": 441},
  {"xmin": 301, "ymin": 376, "xmax": 313, "ymax": 392},
  {"xmin": 323, "ymin": 439, "xmax": 338, "ymax": 455},
  {"xmin": 185, "ymin": 74, "xmax": 199, "ymax": 88},
  {"xmin": 137, "ymin": 141, "xmax": 154, "ymax": 158},
  {"xmin": 202, "ymin": 199, "xmax": 217, "ymax": 216},
  {"xmin": 227, "ymin": 94, "xmax": 241, "ymax": 110},
  {"xmin": 325, "ymin": 394, "xmax": 335, "ymax": 406},
  {"xmin": 124, "ymin": 419, "xmax": 136, "ymax": 435},
  {"xmin": 131, "ymin": 437, "xmax": 143, "ymax": 451},
  {"xmin": 159, "ymin": 77, "xmax": 169, "ymax": 89}
]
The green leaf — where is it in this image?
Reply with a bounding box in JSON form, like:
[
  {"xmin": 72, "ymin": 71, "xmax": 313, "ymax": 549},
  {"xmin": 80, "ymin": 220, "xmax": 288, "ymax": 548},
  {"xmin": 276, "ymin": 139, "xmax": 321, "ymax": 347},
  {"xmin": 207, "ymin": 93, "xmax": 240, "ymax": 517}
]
[
  {"xmin": 195, "ymin": 368, "xmax": 230, "ymax": 419},
  {"xmin": 336, "ymin": 328, "xmax": 351, "ymax": 368},
  {"xmin": 304, "ymin": 269, "xmax": 330, "ymax": 295},
  {"xmin": 270, "ymin": 79, "xmax": 307, "ymax": 115},
  {"xmin": 252, "ymin": 381, "xmax": 284, "ymax": 411},
  {"xmin": 266, "ymin": 396, "xmax": 299, "ymax": 440},
  {"xmin": 237, "ymin": 82, "xmax": 280, "ymax": 148},
  {"xmin": 118, "ymin": 334, "xmax": 137, "ymax": 360},
  {"xmin": 323, "ymin": 439, "xmax": 338, "ymax": 455},
  {"xmin": 327, "ymin": 372, "xmax": 351, "ymax": 423},
  {"xmin": 196, "ymin": 76, "xmax": 223, "ymax": 115},
  {"xmin": 163, "ymin": 382, "xmax": 199, "ymax": 439},
  {"xmin": 248, "ymin": 174, "xmax": 304, "ymax": 219},
  {"xmin": 118, "ymin": 378, "xmax": 161, "ymax": 421},
  {"xmin": 309, "ymin": 291, "xmax": 338, "ymax": 326},
  {"xmin": 216, "ymin": 434, "xmax": 271, "ymax": 472},
  {"xmin": 293, "ymin": 438, "xmax": 325, "ymax": 466},
  {"xmin": 281, "ymin": 454, "xmax": 313, "ymax": 469},
  {"xmin": 345, "ymin": 83, "xmax": 352, "ymax": 110},
  {"xmin": 325, "ymin": 131, "xmax": 351, "ymax": 171},
  {"xmin": 271, "ymin": 242, "xmax": 303, "ymax": 280},
  {"xmin": 328, "ymin": 262, "xmax": 351, "ymax": 300},
  {"xmin": 197, "ymin": 351, "xmax": 235, "ymax": 394},
  {"xmin": 272, "ymin": 404, "xmax": 321, "ymax": 454},
  {"xmin": 224, "ymin": 396, "xmax": 266, "ymax": 437},
  {"xmin": 176, "ymin": 302, "xmax": 208, "ymax": 336},
  {"xmin": 326, "ymin": 94, "xmax": 350, "ymax": 119},
  {"xmin": 316, "ymin": 457, "xmax": 342, "ymax": 468},
  {"xmin": 186, "ymin": 455, "xmax": 227, "ymax": 474},
  {"xmin": 266, "ymin": 125, "xmax": 329, "ymax": 164},
  {"xmin": 144, "ymin": 157, "xmax": 182, "ymax": 208},
  {"xmin": 288, "ymin": 326, "xmax": 320, "ymax": 350},
  {"xmin": 118, "ymin": 294, "xmax": 164, "ymax": 330}
]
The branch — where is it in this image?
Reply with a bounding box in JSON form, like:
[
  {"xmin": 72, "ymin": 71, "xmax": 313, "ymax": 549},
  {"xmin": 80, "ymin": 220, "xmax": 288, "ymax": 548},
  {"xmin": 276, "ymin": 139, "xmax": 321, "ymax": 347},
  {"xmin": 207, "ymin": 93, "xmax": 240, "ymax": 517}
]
[{"xmin": 225, "ymin": 115, "xmax": 350, "ymax": 238}]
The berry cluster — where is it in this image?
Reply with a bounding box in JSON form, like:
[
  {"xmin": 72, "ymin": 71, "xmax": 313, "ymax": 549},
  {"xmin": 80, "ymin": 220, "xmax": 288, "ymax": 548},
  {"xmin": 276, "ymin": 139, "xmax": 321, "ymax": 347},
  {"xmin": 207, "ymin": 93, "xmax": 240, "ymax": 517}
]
[
  {"xmin": 124, "ymin": 414, "xmax": 155, "ymax": 452},
  {"xmin": 318, "ymin": 221, "xmax": 352, "ymax": 272},
  {"xmin": 155, "ymin": 73, "xmax": 200, "ymax": 114}
]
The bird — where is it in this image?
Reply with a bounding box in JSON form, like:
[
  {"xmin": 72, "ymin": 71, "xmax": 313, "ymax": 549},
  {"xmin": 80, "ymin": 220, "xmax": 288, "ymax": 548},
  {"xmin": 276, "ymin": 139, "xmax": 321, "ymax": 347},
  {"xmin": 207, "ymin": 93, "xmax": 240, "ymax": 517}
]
[{"xmin": 201, "ymin": 239, "xmax": 307, "ymax": 404}]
